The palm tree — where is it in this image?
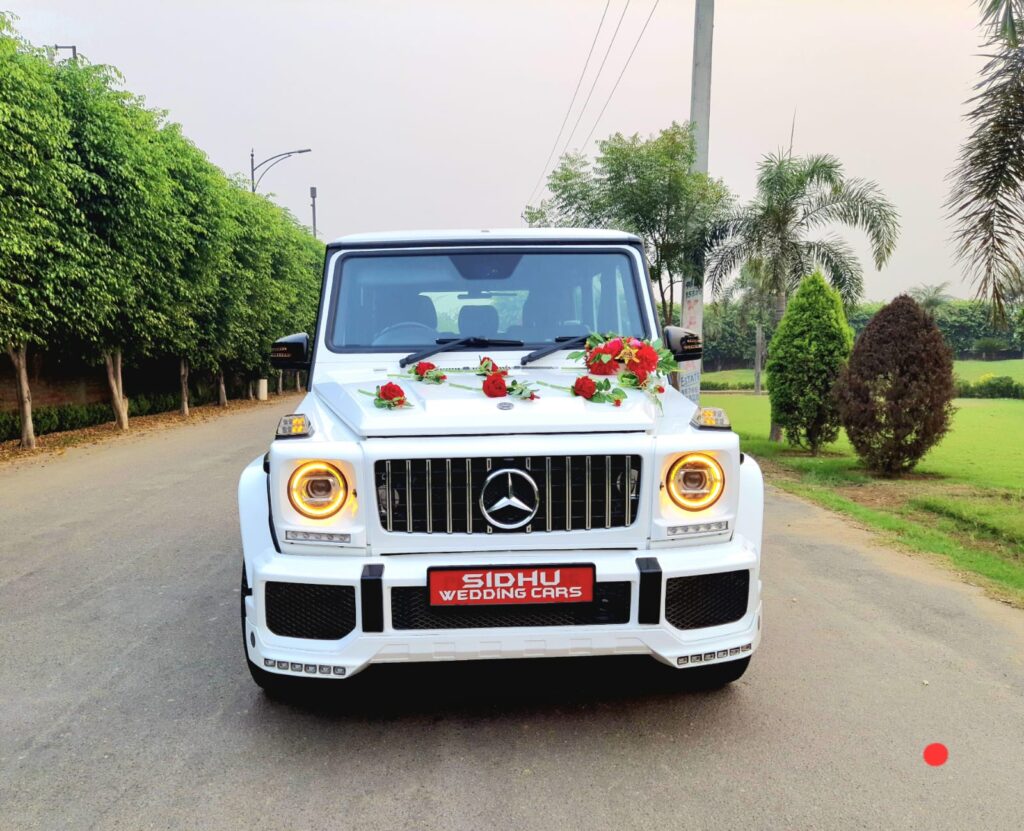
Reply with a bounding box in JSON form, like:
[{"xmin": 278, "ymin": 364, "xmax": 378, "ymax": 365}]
[
  {"xmin": 948, "ymin": 1, "xmax": 1024, "ymax": 321},
  {"xmin": 706, "ymin": 152, "xmax": 899, "ymax": 438},
  {"xmin": 909, "ymin": 281, "xmax": 953, "ymax": 312}
]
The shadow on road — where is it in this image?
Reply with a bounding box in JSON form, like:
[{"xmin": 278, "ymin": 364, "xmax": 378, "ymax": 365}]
[{"xmin": 254, "ymin": 655, "xmax": 744, "ymax": 720}]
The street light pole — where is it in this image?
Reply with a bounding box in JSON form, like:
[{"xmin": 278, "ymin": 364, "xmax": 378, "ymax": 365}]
[
  {"xmin": 249, "ymin": 147, "xmax": 312, "ymax": 193},
  {"xmin": 309, "ymin": 186, "xmax": 318, "ymax": 238},
  {"xmin": 53, "ymin": 44, "xmax": 77, "ymax": 60}
]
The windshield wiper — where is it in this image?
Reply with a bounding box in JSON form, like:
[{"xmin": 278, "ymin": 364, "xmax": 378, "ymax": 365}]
[
  {"xmin": 398, "ymin": 336, "xmax": 524, "ymax": 368},
  {"xmin": 519, "ymin": 334, "xmax": 590, "ymax": 366}
]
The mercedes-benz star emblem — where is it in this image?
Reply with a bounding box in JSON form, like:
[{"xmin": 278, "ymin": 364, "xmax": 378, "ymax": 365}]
[{"xmin": 479, "ymin": 468, "xmax": 540, "ymax": 530}]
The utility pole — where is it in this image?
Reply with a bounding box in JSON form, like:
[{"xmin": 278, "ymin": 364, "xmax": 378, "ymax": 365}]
[
  {"xmin": 678, "ymin": 0, "xmax": 714, "ymax": 404},
  {"xmin": 53, "ymin": 44, "xmax": 77, "ymax": 60},
  {"xmin": 310, "ymin": 186, "xmax": 318, "ymax": 238}
]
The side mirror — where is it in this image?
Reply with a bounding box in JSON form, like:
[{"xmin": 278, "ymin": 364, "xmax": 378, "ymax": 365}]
[
  {"xmin": 270, "ymin": 333, "xmax": 310, "ymax": 370},
  {"xmin": 663, "ymin": 326, "xmax": 703, "ymax": 362}
]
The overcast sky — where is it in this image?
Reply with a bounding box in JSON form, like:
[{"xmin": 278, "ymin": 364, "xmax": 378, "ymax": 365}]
[{"xmin": 13, "ymin": 0, "xmax": 984, "ymax": 301}]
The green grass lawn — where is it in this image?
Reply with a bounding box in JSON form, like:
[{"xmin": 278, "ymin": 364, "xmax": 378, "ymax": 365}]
[
  {"xmin": 703, "ymin": 358, "xmax": 1024, "ymax": 388},
  {"xmin": 703, "ymin": 392, "xmax": 1024, "ymax": 600}
]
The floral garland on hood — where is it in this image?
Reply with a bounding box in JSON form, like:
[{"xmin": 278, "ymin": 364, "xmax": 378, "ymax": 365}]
[{"xmin": 568, "ymin": 334, "xmax": 676, "ymax": 388}]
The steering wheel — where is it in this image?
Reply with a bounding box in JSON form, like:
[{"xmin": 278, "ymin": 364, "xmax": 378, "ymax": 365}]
[{"xmin": 371, "ymin": 322, "xmax": 438, "ymax": 346}]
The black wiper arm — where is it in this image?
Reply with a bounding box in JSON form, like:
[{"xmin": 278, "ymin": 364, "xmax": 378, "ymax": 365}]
[
  {"xmin": 519, "ymin": 334, "xmax": 590, "ymax": 366},
  {"xmin": 399, "ymin": 337, "xmax": 524, "ymax": 368}
]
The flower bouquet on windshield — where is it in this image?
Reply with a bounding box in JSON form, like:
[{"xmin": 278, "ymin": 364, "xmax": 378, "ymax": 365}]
[{"xmin": 569, "ymin": 334, "xmax": 675, "ymax": 389}]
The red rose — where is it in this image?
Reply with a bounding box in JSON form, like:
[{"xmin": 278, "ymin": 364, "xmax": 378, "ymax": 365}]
[
  {"xmin": 482, "ymin": 373, "xmax": 507, "ymax": 397},
  {"xmin": 656, "ymin": 385, "xmax": 665, "ymax": 393},
  {"xmin": 572, "ymin": 376, "xmax": 597, "ymax": 399},
  {"xmin": 414, "ymin": 361, "xmax": 436, "ymax": 377},
  {"xmin": 626, "ymin": 343, "xmax": 659, "ymax": 376},
  {"xmin": 633, "ymin": 368, "xmax": 648, "ymax": 386},
  {"xmin": 379, "ymin": 382, "xmax": 405, "ymax": 403},
  {"xmin": 528, "ymin": 392, "xmax": 538, "ymax": 400},
  {"xmin": 586, "ymin": 344, "xmax": 620, "ymax": 376},
  {"xmin": 613, "ymin": 398, "xmax": 622, "ymax": 407}
]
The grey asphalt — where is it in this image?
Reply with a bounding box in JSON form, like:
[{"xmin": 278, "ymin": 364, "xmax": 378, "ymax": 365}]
[{"xmin": 2, "ymin": 398, "xmax": 1023, "ymax": 830}]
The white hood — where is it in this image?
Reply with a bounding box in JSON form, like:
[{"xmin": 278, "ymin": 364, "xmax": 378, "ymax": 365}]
[{"xmin": 312, "ymin": 368, "xmax": 674, "ymax": 438}]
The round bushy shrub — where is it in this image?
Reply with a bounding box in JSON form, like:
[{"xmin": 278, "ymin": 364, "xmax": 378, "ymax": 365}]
[
  {"xmin": 837, "ymin": 295, "xmax": 955, "ymax": 475},
  {"xmin": 766, "ymin": 272, "xmax": 853, "ymax": 453}
]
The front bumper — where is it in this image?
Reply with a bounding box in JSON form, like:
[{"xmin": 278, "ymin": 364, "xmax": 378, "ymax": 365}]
[{"xmin": 243, "ymin": 534, "xmax": 762, "ymax": 679}]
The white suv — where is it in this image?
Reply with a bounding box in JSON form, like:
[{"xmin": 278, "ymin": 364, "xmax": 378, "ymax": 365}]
[{"xmin": 238, "ymin": 229, "xmax": 764, "ymax": 696}]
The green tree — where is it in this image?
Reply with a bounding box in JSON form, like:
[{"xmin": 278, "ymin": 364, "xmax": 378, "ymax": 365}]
[
  {"xmin": 766, "ymin": 272, "xmax": 853, "ymax": 454},
  {"xmin": 0, "ymin": 17, "xmax": 77, "ymax": 448},
  {"xmin": 52, "ymin": 57, "xmax": 175, "ymax": 430},
  {"xmin": 933, "ymin": 300, "xmax": 992, "ymax": 354},
  {"xmin": 707, "ymin": 151, "xmax": 899, "ymax": 439},
  {"xmin": 908, "ymin": 281, "xmax": 953, "ymax": 312},
  {"xmin": 524, "ymin": 122, "xmax": 732, "ymax": 327}
]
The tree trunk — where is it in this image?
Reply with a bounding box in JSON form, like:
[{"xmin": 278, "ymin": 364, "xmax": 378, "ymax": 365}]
[
  {"xmin": 247, "ymin": 379, "xmax": 254, "ymax": 400},
  {"xmin": 754, "ymin": 323, "xmax": 764, "ymax": 395},
  {"xmin": 179, "ymin": 358, "xmax": 190, "ymax": 417},
  {"xmin": 103, "ymin": 348, "xmax": 130, "ymax": 430},
  {"xmin": 217, "ymin": 369, "xmax": 227, "ymax": 407},
  {"xmin": 296, "ymin": 371, "xmax": 302, "ymax": 392},
  {"xmin": 276, "ymin": 370, "xmax": 283, "ymax": 396},
  {"xmin": 7, "ymin": 344, "xmax": 36, "ymax": 449},
  {"xmin": 769, "ymin": 290, "xmax": 787, "ymax": 441}
]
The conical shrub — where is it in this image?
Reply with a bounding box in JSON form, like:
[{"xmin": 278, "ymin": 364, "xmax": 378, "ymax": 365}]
[
  {"xmin": 837, "ymin": 294, "xmax": 955, "ymax": 475},
  {"xmin": 766, "ymin": 272, "xmax": 853, "ymax": 453}
]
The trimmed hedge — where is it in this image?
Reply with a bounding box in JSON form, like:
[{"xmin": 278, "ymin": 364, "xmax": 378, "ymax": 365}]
[
  {"xmin": 701, "ymin": 380, "xmax": 760, "ymax": 391},
  {"xmin": 956, "ymin": 374, "xmax": 1024, "ymax": 399},
  {"xmin": 1, "ymin": 402, "xmax": 114, "ymax": 442}
]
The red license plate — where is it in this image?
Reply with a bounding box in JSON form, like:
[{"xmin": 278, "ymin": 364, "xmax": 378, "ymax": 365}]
[{"xmin": 428, "ymin": 565, "xmax": 595, "ymax": 606}]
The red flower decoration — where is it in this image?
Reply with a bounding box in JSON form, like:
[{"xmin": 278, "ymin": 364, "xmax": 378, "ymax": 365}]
[
  {"xmin": 414, "ymin": 361, "xmax": 436, "ymax": 377},
  {"xmin": 613, "ymin": 399, "xmax": 622, "ymax": 407},
  {"xmin": 482, "ymin": 373, "xmax": 507, "ymax": 398},
  {"xmin": 586, "ymin": 343, "xmax": 620, "ymax": 375},
  {"xmin": 373, "ymin": 381, "xmax": 409, "ymax": 409},
  {"xmin": 626, "ymin": 343, "xmax": 659, "ymax": 377},
  {"xmin": 572, "ymin": 376, "xmax": 597, "ymax": 399},
  {"xmin": 478, "ymin": 356, "xmax": 508, "ymax": 376},
  {"xmin": 656, "ymin": 385, "xmax": 665, "ymax": 394}
]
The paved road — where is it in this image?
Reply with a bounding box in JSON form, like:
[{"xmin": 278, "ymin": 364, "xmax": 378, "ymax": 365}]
[{"xmin": 2, "ymin": 399, "xmax": 1023, "ymax": 830}]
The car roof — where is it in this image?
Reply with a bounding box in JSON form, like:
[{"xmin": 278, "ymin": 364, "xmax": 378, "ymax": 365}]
[{"xmin": 329, "ymin": 228, "xmax": 642, "ymax": 248}]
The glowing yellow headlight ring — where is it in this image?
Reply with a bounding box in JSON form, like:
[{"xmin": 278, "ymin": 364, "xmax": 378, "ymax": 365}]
[
  {"xmin": 666, "ymin": 453, "xmax": 724, "ymax": 511},
  {"xmin": 288, "ymin": 462, "xmax": 347, "ymax": 519}
]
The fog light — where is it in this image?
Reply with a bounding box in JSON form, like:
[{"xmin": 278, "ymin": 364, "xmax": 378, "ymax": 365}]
[
  {"xmin": 290, "ymin": 663, "xmax": 302, "ymax": 672},
  {"xmin": 285, "ymin": 530, "xmax": 352, "ymax": 544},
  {"xmin": 332, "ymin": 666, "xmax": 346, "ymax": 676},
  {"xmin": 264, "ymin": 658, "xmax": 275, "ymax": 667},
  {"xmin": 677, "ymin": 656, "xmax": 689, "ymax": 665},
  {"xmin": 667, "ymin": 520, "xmax": 728, "ymax": 536}
]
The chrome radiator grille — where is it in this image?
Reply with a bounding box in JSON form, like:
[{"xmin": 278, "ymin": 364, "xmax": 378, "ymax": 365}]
[{"xmin": 373, "ymin": 455, "xmax": 642, "ymax": 534}]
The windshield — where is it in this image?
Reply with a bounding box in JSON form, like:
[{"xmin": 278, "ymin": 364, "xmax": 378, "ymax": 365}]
[{"xmin": 325, "ymin": 249, "xmax": 649, "ymax": 351}]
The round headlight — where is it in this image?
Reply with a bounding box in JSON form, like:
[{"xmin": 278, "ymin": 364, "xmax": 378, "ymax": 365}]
[
  {"xmin": 666, "ymin": 453, "xmax": 724, "ymax": 511},
  {"xmin": 288, "ymin": 462, "xmax": 347, "ymax": 519}
]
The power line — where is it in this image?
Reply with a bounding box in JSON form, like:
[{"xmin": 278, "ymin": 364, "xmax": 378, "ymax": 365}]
[
  {"xmin": 580, "ymin": 0, "xmax": 661, "ymax": 149},
  {"xmin": 525, "ymin": 0, "xmax": 612, "ymax": 208},
  {"xmin": 558, "ymin": 0, "xmax": 633, "ymax": 159}
]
